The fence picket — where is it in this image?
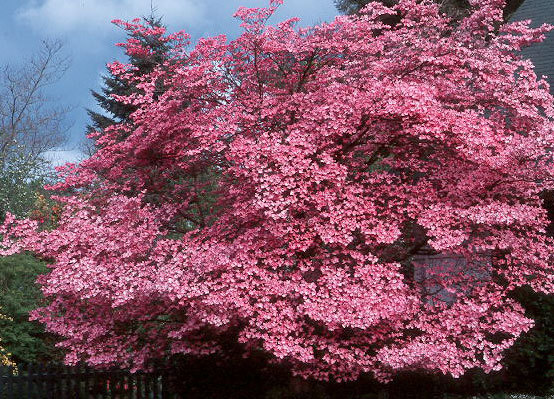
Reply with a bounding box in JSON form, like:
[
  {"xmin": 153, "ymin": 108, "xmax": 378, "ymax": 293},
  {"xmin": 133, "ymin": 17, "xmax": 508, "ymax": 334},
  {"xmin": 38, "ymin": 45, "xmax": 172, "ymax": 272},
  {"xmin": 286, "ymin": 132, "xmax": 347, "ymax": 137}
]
[
  {"xmin": 66, "ymin": 365, "xmax": 73, "ymax": 399},
  {"xmin": 35, "ymin": 363, "xmax": 42, "ymax": 399},
  {"xmin": 16, "ymin": 364, "xmax": 24, "ymax": 398},
  {"xmin": 84, "ymin": 365, "xmax": 90, "ymax": 399},
  {"xmin": 136, "ymin": 372, "xmax": 143, "ymax": 399},
  {"xmin": 77, "ymin": 365, "xmax": 84, "ymax": 399},
  {"xmin": 0, "ymin": 366, "xmax": 3, "ymax": 397},
  {"xmin": 59, "ymin": 365, "xmax": 65, "ymax": 399},
  {"xmin": 69, "ymin": 365, "xmax": 75, "ymax": 399},
  {"xmin": 146, "ymin": 373, "xmax": 153, "ymax": 399},
  {"xmin": 161, "ymin": 371, "xmax": 169, "ymax": 399},
  {"xmin": 39, "ymin": 364, "xmax": 49, "ymax": 399},
  {"xmin": 58, "ymin": 365, "xmax": 64, "ymax": 399},
  {"xmin": 26, "ymin": 363, "xmax": 33, "ymax": 399},
  {"xmin": 125, "ymin": 372, "xmax": 132, "ymax": 399},
  {"xmin": 53, "ymin": 365, "xmax": 60, "ymax": 399},
  {"xmin": 152, "ymin": 374, "xmax": 159, "ymax": 399},
  {"xmin": 92, "ymin": 366, "xmax": 99, "ymax": 399},
  {"xmin": 6, "ymin": 366, "xmax": 14, "ymax": 399},
  {"xmin": 53, "ymin": 364, "xmax": 62, "ymax": 399}
]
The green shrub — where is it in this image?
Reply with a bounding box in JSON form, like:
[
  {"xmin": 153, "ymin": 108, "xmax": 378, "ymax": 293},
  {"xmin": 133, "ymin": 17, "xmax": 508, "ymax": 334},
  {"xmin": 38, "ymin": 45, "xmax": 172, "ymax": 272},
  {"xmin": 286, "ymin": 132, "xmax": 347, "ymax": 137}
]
[{"xmin": 0, "ymin": 253, "xmax": 61, "ymax": 364}]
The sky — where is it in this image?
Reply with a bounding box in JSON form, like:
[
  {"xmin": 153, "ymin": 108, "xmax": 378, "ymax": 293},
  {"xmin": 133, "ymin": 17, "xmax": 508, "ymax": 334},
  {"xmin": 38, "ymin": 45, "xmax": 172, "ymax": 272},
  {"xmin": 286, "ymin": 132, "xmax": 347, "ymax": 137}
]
[{"xmin": 0, "ymin": 0, "xmax": 340, "ymax": 165}]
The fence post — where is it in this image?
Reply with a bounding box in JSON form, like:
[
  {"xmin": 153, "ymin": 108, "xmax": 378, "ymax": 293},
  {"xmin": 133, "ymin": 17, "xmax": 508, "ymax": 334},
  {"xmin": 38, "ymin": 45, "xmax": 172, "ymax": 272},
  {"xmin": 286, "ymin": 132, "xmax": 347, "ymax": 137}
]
[
  {"xmin": 93, "ymin": 366, "xmax": 100, "ymax": 399},
  {"xmin": 62, "ymin": 364, "xmax": 68, "ymax": 399},
  {"xmin": 161, "ymin": 370, "xmax": 169, "ymax": 399},
  {"xmin": 152, "ymin": 373, "xmax": 159, "ymax": 399},
  {"xmin": 45, "ymin": 364, "xmax": 54, "ymax": 399},
  {"xmin": 70, "ymin": 364, "xmax": 78, "ymax": 398},
  {"xmin": 26, "ymin": 363, "xmax": 34, "ymax": 399},
  {"xmin": 0, "ymin": 366, "xmax": 5, "ymax": 397},
  {"xmin": 136, "ymin": 372, "xmax": 143, "ymax": 399},
  {"xmin": 78, "ymin": 364, "xmax": 85, "ymax": 399},
  {"xmin": 121, "ymin": 369, "xmax": 127, "ymax": 399},
  {"xmin": 6, "ymin": 365, "xmax": 14, "ymax": 399},
  {"xmin": 61, "ymin": 364, "xmax": 68, "ymax": 399},
  {"xmin": 127, "ymin": 371, "xmax": 134, "ymax": 399},
  {"xmin": 15, "ymin": 364, "xmax": 23, "ymax": 399},
  {"xmin": 145, "ymin": 372, "xmax": 152, "ymax": 399},
  {"xmin": 35, "ymin": 363, "xmax": 43, "ymax": 399},
  {"xmin": 61, "ymin": 364, "xmax": 67, "ymax": 399},
  {"xmin": 50, "ymin": 364, "xmax": 56, "ymax": 399},
  {"xmin": 69, "ymin": 364, "xmax": 75, "ymax": 399},
  {"xmin": 48, "ymin": 364, "xmax": 56, "ymax": 399},
  {"xmin": 108, "ymin": 369, "xmax": 114, "ymax": 399},
  {"xmin": 127, "ymin": 372, "xmax": 134, "ymax": 399},
  {"xmin": 83, "ymin": 365, "xmax": 90, "ymax": 399}
]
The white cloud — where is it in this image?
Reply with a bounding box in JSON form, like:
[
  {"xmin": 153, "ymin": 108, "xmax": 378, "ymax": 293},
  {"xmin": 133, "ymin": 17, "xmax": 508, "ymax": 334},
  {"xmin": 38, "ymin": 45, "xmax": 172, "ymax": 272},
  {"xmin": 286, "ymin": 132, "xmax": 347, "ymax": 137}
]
[
  {"xmin": 271, "ymin": 0, "xmax": 338, "ymax": 26},
  {"xmin": 17, "ymin": 0, "xmax": 206, "ymax": 36},
  {"xmin": 43, "ymin": 149, "xmax": 85, "ymax": 166}
]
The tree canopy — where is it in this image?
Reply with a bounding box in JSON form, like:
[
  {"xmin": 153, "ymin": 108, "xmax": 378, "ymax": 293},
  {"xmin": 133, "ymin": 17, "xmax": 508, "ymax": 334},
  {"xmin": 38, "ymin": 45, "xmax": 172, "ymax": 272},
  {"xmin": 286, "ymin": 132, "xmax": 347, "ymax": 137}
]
[
  {"xmin": 85, "ymin": 16, "xmax": 180, "ymax": 155},
  {"xmin": 334, "ymin": 0, "xmax": 525, "ymax": 20},
  {"xmin": 2, "ymin": 0, "xmax": 554, "ymax": 383}
]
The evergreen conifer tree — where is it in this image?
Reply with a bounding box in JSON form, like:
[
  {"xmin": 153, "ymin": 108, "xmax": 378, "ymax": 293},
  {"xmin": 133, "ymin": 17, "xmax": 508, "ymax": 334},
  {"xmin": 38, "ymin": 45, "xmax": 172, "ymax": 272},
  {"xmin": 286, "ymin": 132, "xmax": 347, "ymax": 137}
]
[{"xmin": 86, "ymin": 15, "xmax": 177, "ymax": 150}]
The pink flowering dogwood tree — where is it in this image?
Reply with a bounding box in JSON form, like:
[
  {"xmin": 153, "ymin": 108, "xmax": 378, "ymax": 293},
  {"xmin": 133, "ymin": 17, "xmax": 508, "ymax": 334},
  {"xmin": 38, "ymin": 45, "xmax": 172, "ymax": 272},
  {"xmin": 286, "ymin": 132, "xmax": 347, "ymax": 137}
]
[{"xmin": 2, "ymin": 0, "xmax": 554, "ymax": 382}]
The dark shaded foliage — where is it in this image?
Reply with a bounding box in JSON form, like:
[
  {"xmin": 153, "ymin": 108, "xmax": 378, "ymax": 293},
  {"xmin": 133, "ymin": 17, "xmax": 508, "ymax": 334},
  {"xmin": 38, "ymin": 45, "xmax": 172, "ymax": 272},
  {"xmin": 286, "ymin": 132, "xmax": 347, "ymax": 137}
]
[{"xmin": 0, "ymin": 254, "xmax": 61, "ymax": 364}]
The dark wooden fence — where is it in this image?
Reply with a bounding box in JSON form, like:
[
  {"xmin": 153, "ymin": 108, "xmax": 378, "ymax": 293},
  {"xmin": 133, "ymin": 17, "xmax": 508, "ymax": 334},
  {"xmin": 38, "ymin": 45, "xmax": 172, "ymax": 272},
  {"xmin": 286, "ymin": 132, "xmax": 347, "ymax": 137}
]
[{"xmin": 0, "ymin": 364, "xmax": 176, "ymax": 399}]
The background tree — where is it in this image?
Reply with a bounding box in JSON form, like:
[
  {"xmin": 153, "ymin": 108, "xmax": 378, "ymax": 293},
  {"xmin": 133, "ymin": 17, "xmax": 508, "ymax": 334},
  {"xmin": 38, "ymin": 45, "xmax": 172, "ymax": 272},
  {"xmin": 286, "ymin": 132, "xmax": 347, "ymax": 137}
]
[
  {"xmin": 0, "ymin": 156, "xmax": 52, "ymax": 221},
  {"xmin": 0, "ymin": 39, "xmax": 69, "ymax": 366},
  {"xmin": 0, "ymin": 39, "xmax": 69, "ymax": 165},
  {"xmin": 84, "ymin": 15, "xmax": 180, "ymax": 155},
  {"xmin": 0, "ymin": 254, "xmax": 61, "ymax": 364},
  {"xmin": 2, "ymin": 1, "xmax": 554, "ymax": 395},
  {"xmin": 0, "ymin": 38, "xmax": 68, "ymax": 221}
]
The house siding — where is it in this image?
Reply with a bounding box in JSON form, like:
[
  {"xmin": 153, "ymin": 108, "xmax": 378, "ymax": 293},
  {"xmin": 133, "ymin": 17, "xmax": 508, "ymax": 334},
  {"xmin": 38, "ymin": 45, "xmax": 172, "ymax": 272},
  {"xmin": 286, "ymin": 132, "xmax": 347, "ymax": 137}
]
[{"xmin": 510, "ymin": 0, "xmax": 554, "ymax": 89}]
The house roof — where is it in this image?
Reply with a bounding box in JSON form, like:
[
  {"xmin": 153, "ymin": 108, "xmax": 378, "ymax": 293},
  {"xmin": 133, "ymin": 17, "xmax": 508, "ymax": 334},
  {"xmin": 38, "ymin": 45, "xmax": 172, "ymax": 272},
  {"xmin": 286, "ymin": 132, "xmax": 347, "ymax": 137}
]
[{"xmin": 510, "ymin": 0, "xmax": 554, "ymax": 89}]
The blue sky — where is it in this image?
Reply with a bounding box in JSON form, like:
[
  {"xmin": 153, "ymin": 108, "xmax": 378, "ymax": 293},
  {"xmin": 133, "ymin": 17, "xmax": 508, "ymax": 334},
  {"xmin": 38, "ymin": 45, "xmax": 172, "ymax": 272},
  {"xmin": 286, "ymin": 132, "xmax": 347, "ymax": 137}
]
[{"xmin": 0, "ymin": 0, "xmax": 340, "ymax": 165}]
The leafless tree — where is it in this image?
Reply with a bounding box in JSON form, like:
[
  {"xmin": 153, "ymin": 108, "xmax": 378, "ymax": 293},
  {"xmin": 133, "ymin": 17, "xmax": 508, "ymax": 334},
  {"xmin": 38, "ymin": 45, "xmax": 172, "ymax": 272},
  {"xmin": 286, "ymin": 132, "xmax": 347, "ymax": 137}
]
[{"xmin": 0, "ymin": 39, "xmax": 70, "ymax": 168}]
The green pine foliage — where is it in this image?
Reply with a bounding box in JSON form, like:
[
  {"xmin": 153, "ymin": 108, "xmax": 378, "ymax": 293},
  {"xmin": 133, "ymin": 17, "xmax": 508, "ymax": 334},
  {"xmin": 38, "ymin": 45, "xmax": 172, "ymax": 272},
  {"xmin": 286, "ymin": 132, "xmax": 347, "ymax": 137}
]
[
  {"xmin": 87, "ymin": 15, "xmax": 175, "ymax": 135},
  {"xmin": 0, "ymin": 253, "xmax": 61, "ymax": 364}
]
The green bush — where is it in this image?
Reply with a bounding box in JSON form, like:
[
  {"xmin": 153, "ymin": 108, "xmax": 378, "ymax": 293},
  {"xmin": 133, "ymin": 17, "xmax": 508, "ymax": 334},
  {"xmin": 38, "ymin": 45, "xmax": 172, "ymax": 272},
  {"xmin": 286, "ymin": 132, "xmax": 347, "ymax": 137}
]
[{"xmin": 0, "ymin": 253, "xmax": 61, "ymax": 364}]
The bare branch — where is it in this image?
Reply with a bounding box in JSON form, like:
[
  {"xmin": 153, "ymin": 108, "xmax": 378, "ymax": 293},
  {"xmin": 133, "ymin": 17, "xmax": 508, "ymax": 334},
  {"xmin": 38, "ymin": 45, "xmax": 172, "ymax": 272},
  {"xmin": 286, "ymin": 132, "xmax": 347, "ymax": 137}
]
[{"xmin": 0, "ymin": 39, "xmax": 71, "ymax": 167}]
